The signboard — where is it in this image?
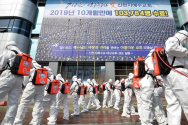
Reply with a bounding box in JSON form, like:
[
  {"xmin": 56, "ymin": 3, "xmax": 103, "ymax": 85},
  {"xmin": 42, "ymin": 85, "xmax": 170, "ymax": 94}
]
[{"xmin": 35, "ymin": 0, "xmax": 175, "ymax": 61}]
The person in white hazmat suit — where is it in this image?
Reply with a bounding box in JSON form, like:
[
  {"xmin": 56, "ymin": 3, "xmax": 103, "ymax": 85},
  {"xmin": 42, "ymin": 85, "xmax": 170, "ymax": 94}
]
[
  {"xmin": 13, "ymin": 62, "xmax": 52, "ymax": 125},
  {"xmin": 91, "ymin": 79, "xmax": 100, "ymax": 107},
  {"xmin": 120, "ymin": 78, "xmax": 125, "ymax": 104},
  {"xmin": 46, "ymin": 74, "xmax": 69, "ymax": 124},
  {"xmin": 37, "ymin": 73, "xmax": 59, "ymax": 125},
  {"xmin": 108, "ymin": 82, "xmax": 116, "ymax": 108},
  {"xmin": 102, "ymin": 79, "xmax": 113, "ymax": 108},
  {"xmin": 87, "ymin": 79, "xmax": 101, "ymax": 110},
  {"xmin": 163, "ymin": 30, "xmax": 188, "ymax": 125},
  {"xmin": 113, "ymin": 80, "xmax": 122, "ymax": 110},
  {"xmin": 132, "ymin": 79, "xmax": 142, "ymax": 119},
  {"xmin": 0, "ymin": 41, "xmax": 24, "ymax": 125},
  {"xmin": 70, "ymin": 76, "xmax": 80, "ymax": 116},
  {"xmin": 139, "ymin": 49, "xmax": 167, "ymax": 125},
  {"xmin": 121, "ymin": 73, "xmax": 138, "ymax": 117},
  {"xmin": 150, "ymin": 76, "xmax": 166, "ymax": 122},
  {"xmin": 78, "ymin": 78, "xmax": 88, "ymax": 113}
]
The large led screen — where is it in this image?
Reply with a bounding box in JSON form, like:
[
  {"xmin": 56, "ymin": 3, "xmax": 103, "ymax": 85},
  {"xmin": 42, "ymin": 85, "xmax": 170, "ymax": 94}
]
[{"xmin": 35, "ymin": 0, "xmax": 176, "ymax": 61}]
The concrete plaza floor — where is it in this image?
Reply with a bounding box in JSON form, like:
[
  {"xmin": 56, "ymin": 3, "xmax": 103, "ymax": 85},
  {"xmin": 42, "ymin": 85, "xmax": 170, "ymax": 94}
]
[{"xmin": 0, "ymin": 94, "xmax": 187, "ymax": 125}]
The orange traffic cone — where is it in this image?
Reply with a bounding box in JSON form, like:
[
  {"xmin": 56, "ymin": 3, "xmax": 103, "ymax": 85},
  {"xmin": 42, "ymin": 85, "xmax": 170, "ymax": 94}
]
[{"xmin": 0, "ymin": 101, "xmax": 7, "ymax": 106}]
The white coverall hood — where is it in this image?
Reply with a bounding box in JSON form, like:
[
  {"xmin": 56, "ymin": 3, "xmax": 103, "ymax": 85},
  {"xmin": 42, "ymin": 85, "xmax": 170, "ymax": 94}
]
[
  {"xmin": 44, "ymin": 67, "xmax": 52, "ymax": 77},
  {"xmin": 175, "ymin": 30, "xmax": 188, "ymax": 45},
  {"xmin": 108, "ymin": 79, "xmax": 112, "ymax": 83},
  {"xmin": 72, "ymin": 76, "xmax": 77, "ymax": 82},
  {"xmin": 115, "ymin": 80, "xmax": 120, "ymax": 84},
  {"xmin": 6, "ymin": 41, "xmax": 22, "ymax": 54},
  {"xmin": 128, "ymin": 73, "xmax": 134, "ymax": 80},
  {"xmin": 87, "ymin": 79, "xmax": 91, "ymax": 83},
  {"xmin": 147, "ymin": 49, "xmax": 155, "ymax": 57},
  {"xmin": 78, "ymin": 78, "xmax": 81, "ymax": 84},
  {"xmin": 56, "ymin": 74, "xmax": 64, "ymax": 82},
  {"xmin": 5, "ymin": 41, "xmax": 17, "ymax": 47},
  {"xmin": 92, "ymin": 79, "xmax": 95, "ymax": 83}
]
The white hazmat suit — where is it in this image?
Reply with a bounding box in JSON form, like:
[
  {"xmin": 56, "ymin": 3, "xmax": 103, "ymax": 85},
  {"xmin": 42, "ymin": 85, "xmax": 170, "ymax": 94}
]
[
  {"xmin": 0, "ymin": 41, "xmax": 24, "ymax": 125},
  {"xmin": 47, "ymin": 74, "xmax": 69, "ymax": 124},
  {"xmin": 113, "ymin": 80, "xmax": 121, "ymax": 110},
  {"xmin": 151, "ymin": 76, "xmax": 166, "ymax": 123},
  {"xmin": 108, "ymin": 82, "xmax": 116, "ymax": 108},
  {"xmin": 163, "ymin": 30, "xmax": 188, "ymax": 125},
  {"xmin": 122, "ymin": 73, "xmax": 138, "ymax": 117},
  {"xmin": 13, "ymin": 62, "xmax": 52, "ymax": 125},
  {"xmin": 140, "ymin": 50, "xmax": 166, "ymax": 125},
  {"xmin": 38, "ymin": 74, "xmax": 58, "ymax": 125},
  {"xmin": 70, "ymin": 76, "xmax": 80, "ymax": 116},
  {"xmin": 91, "ymin": 79, "xmax": 100, "ymax": 107},
  {"xmin": 78, "ymin": 78, "xmax": 88, "ymax": 113},
  {"xmin": 87, "ymin": 79, "xmax": 101, "ymax": 110},
  {"xmin": 102, "ymin": 79, "xmax": 112, "ymax": 108}
]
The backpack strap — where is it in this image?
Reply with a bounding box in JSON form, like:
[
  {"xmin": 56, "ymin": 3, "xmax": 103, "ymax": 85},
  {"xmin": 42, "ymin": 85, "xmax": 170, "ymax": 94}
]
[
  {"xmin": 11, "ymin": 50, "xmax": 18, "ymax": 55},
  {"xmin": 48, "ymin": 77, "xmax": 52, "ymax": 81},
  {"xmin": 90, "ymin": 82, "xmax": 94, "ymax": 87},
  {"xmin": 75, "ymin": 81, "xmax": 79, "ymax": 86},
  {"xmin": 60, "ymin": 80, "xmax": 64, "ymax": 83},
  {"xmin": 5, "ymin": 50, "xmax": 19, "ymax": 69}
]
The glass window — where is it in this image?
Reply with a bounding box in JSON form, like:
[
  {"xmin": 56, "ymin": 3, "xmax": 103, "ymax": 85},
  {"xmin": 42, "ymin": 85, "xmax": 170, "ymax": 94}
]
[
  {"xmin": 26, "ymin": 22, "xmax": 32, "ymax": 33},
  {"xmin": 59, "ymin": 65, "xmax": 105, "ymax": 84},
  {"xmin": 0, "ymin": 19, "xmax": 10, "ymax": 28},
  {"xmin": 0, "ymin": 29, "xmax": 7, "ymax": 33},
  {"xmin": 115, "ymin": 70, "xmax": 126, "ymax": 75},
  {"xmin": 172, "ymin": 7, "xmax": 181, "ymax": 31},
  {"xmin": 21, "ymin": 20, "xmax": 27, "ymax": 29},
  {"xmin": 8, "ymin": 19, "xmax": 14, "ymax": 28},
  {"xmin": 115, "ymin": 62, "xmax": 133, "ymax": 80},
  {"xmin": 1, "ymin": 18, "xmax": 33, "ymax": 37},
  {"xmin": 13, "ymin": 19, "xmax": 21, "ymax": 28},
  {"xmin": 29, "ymin": 0, "xmax": 38, "ymax": 5},
  {"xmin": 12, "ymin": 28, "xmax": 21, "ymax": 34}
]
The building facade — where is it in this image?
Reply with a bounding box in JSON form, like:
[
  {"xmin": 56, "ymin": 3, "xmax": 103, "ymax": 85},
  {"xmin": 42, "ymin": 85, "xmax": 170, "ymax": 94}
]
[{"xmin": 0, "ymin": 0, "xmax": 187, "ymax": 83}]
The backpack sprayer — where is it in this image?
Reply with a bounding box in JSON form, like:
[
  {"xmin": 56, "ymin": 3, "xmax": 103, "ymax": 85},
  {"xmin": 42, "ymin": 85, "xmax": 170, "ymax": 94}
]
[{"xmin": 152, "ymin": 47, "xmax": 188, "ymax": 78}]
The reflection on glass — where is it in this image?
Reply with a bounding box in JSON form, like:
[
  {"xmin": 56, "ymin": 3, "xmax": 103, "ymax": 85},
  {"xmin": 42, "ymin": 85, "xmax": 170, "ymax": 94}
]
[{"xmin": 59, "ymin": 65, "xmax": 105, "ymax": 85}]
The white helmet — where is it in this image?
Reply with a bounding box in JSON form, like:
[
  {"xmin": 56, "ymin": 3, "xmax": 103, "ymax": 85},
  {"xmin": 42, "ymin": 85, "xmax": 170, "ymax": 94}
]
[{"xmin": 72, "ymin": 76, "xmax": 77, "ymax": 82}]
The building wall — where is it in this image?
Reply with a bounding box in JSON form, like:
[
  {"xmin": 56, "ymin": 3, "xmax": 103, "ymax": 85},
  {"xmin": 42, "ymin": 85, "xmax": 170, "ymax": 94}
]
[{"xmin": 0, "ymin": 0, "xmax": 39, "ymax": 54}]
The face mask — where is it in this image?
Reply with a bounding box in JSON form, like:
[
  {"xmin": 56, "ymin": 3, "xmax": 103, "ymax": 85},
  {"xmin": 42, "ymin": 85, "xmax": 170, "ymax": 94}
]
[
  {"xmin": 182, "ymin": 38, "xmax": 188, "ymax": 46},
  {"xmin": 182, "ymin": 39, "xmax": 186, "ymax": 46}
]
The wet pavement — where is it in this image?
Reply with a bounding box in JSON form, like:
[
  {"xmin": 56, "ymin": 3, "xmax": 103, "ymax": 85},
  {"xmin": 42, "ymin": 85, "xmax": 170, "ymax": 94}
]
[
  {"xmin": 0, "ymin": 106, "xmax": 188, "ymax": 125},
  {"xmin": 0, "ymin": 95, "xmax": 188, "ymax": 125}
]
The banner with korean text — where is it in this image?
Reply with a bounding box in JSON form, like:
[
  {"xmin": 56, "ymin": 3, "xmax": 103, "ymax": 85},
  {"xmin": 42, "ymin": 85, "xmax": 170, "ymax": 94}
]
[{"xmin": 36, "ymin": 0, "xmax": 175, "ymax": 61}]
